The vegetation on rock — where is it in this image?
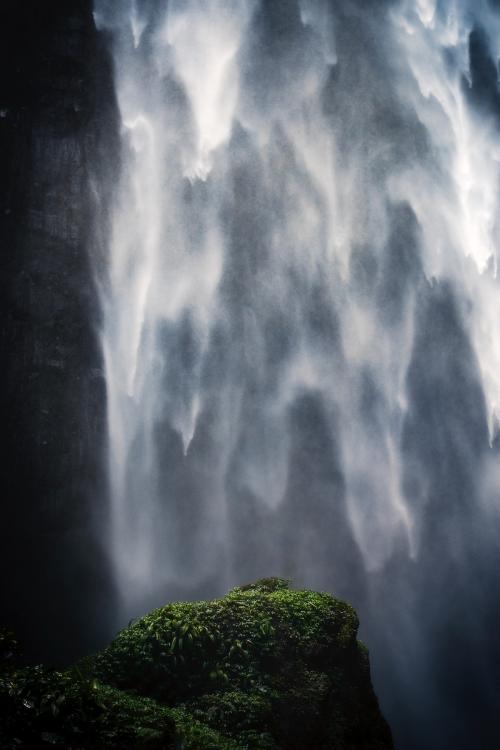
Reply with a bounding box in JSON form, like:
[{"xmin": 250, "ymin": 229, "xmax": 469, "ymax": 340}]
[{"xmin": 0, "ymin": 579, "xmax": 393, "ymax": 749}]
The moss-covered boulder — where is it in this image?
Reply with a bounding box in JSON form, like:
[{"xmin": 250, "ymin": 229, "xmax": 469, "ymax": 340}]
[{"xmin": 0, "ymin": 579, "xmax": 393, "ymax": 749}]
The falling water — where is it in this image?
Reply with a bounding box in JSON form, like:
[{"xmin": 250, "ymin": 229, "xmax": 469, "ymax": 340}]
[{"xmin": 93, "ymin": 1, "xmax": 500, "ymax": 747}]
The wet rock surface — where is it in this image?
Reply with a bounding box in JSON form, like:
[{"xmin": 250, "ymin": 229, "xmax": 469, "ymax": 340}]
[{"xmin": 0, "ymin": 0, "xmax": 118, "ymax": 662}]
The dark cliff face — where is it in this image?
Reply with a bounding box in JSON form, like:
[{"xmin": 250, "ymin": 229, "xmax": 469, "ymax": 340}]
[{"xmin": 0, "ymin": 0, "xmax": 118, "ymax": 662}]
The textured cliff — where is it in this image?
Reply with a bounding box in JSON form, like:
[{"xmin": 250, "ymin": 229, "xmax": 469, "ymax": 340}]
[
  {"xmin": 0, "ymin": 0, "xmax": 118, "ymax": 660},
  {"xmin": 0, "ymin": 580, "xmax": 393, "ymax": 749}
]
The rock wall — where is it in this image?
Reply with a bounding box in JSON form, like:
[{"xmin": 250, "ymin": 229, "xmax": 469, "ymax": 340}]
[{"xmin": 0, "ymin": 0, "xmax": 118, "ymax": 661}]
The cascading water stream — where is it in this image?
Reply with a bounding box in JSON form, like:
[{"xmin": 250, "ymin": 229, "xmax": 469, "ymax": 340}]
[{"xmin": 93, "ymin": 2, "xmax": 500, "ymax": 746}]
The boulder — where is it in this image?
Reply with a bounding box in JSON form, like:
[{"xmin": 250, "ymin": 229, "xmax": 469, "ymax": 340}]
[{"xmin": 0, "ymin": 579, "xmax": 393, "ymax": 749}]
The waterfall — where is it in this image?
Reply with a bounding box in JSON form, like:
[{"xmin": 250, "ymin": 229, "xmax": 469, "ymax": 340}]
[{"xmin": 93, "ymin": 2, "xmax": 500, "ymax": 746}]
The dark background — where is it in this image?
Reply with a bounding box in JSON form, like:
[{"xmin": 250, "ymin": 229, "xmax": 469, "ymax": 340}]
[{"xmin": 0, "ymin": 0, "xmax": 116, "ymax": 662}]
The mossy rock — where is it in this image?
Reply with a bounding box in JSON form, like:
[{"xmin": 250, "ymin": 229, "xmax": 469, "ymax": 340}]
[
  {"xmin": 0, "ymin": 579, "xmax": 393, "ymax": 749},
  {"xmin": 0, "ymin": 666, "xmax": 238, "ymax": 749}
]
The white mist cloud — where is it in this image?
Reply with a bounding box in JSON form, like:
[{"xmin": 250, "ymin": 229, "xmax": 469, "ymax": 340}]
[
  {"xmin": 391, "ymin": 0, "xmax": 500, "ymax": 434},
  {"xmin": 163, "ymin": 0, "xmax": 256, "ymax": 179},
  {"xmin": 94, "ymin": 0, "xmax": 500, "ymax": 606}
]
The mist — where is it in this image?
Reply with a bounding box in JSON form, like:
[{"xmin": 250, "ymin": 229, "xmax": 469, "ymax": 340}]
[{"xmin": 89, "ymin": 1, "xmax": 500, "ymax": 746}]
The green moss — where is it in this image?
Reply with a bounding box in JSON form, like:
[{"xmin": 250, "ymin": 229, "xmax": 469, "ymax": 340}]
[
  {"xmin": 0, "ymin": 667, "xmax": 239, "ymax": 749},
  {"xmin": 234, "ymin": 577, "xmax": 291, "ymax": 593},
  {"xmin": 1, "ymin": 579, "xmax": 393, "ymax": 749}
]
